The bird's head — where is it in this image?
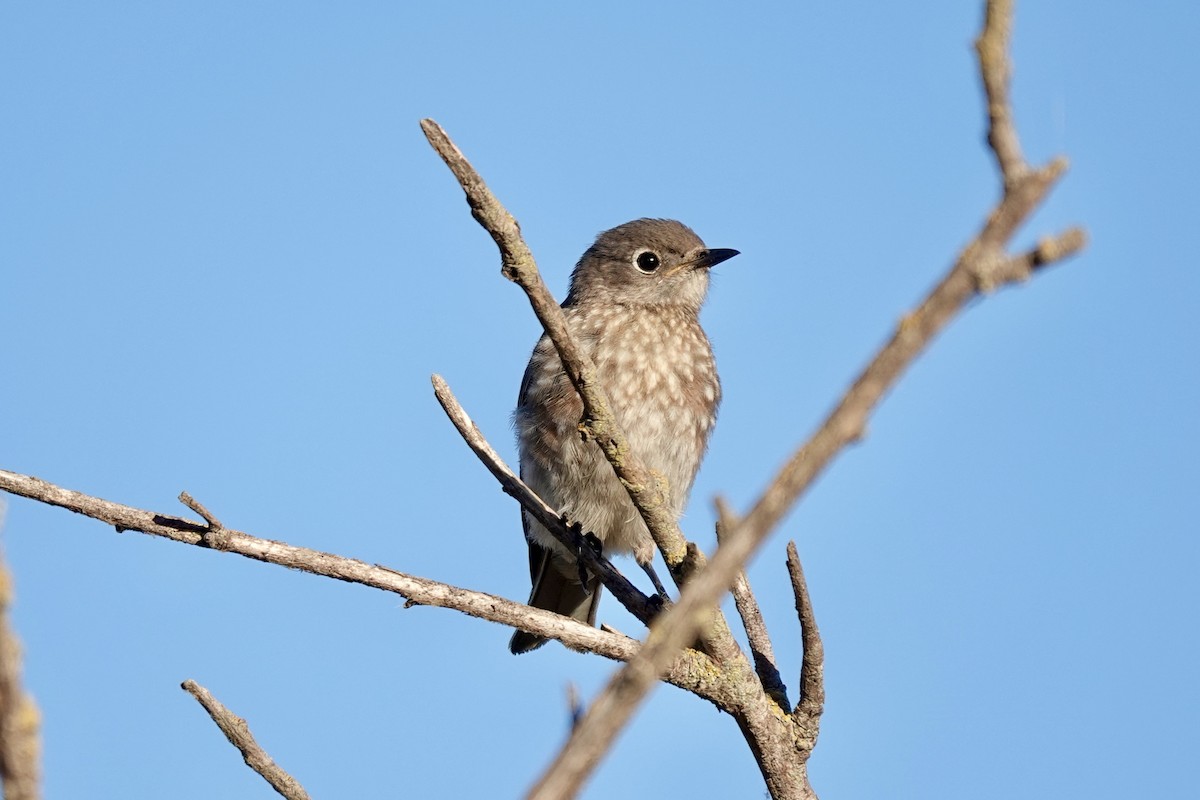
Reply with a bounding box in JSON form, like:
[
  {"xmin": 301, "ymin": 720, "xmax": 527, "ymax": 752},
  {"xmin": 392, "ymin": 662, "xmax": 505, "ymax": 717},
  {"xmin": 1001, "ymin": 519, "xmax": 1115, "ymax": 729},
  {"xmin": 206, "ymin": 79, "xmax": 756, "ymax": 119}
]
[{"xmin": 565, "ymin": 218, "xmax": 738, "ymax": 313}]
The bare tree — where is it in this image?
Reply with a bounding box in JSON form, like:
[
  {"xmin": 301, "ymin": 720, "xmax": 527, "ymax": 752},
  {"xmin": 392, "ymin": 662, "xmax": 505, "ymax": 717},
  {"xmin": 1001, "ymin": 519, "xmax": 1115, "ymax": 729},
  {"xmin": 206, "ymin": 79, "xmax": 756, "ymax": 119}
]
[{"xmin": 0, "ymin": 1, "xmax": 1084, "ymax": 798}]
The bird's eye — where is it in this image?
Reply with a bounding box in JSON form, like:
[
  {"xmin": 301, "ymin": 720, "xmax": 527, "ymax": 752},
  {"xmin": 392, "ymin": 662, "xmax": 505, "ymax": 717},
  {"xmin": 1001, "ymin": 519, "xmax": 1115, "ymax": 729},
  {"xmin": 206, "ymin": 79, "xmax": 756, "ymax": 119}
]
[{"xmin": 635, "ymin": 251, "xmax": 661, "ymax": 273}]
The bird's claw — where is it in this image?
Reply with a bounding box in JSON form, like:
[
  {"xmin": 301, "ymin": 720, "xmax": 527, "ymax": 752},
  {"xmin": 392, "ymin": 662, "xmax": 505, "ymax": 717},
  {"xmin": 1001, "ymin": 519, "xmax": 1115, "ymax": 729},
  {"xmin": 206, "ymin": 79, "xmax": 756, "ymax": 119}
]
[{"xmin": 578, "ymin": 531, "xmax": 603, "ymax": 587}]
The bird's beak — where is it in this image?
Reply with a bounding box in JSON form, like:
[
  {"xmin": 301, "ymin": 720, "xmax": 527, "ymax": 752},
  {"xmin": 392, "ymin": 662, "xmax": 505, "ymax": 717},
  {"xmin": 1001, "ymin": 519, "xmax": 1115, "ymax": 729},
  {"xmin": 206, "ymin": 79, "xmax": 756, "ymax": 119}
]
[
  {"xmin": 693, "ymin": 248, "xmax": 740, "ymax": 269},
  {"xmin": 664, "ymin": 247, "xmax": 740, "ymax": 277}
]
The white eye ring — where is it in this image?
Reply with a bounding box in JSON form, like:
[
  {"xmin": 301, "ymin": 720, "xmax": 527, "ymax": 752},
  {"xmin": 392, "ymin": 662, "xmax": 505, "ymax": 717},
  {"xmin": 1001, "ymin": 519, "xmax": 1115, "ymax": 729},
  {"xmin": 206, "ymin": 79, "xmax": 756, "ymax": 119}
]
[{"xmin": 634, "ymin": 250, "xmax": 661, "ymax": 273}]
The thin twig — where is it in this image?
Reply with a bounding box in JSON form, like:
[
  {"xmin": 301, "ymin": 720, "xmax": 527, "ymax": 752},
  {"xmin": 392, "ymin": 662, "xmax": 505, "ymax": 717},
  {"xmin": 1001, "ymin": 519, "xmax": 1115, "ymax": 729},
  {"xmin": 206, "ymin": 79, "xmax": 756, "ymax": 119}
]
[
  {"xmin": 181, "ymin": 680, "xmax": 311, "ymax": 800},
  {"xmin": 786, "ymin": 542, "xmax": 824, "ymax": 743},
  {"xmin": 717, "ymin": 499, "xmax": 789, "ymax": 711},
  {"xmin": 431, "ymin": 374, "xmax": 658, "ymax": 626},
  {"xmin": 179, "ymin": 491, "xmax": 222, "ymax": 530},
  {"xmin": 178, "ymin": 491, "xmax": 231, "ymax": 549},
  {"xmin": 1005, "ymin": 228, "xmax": 1088, "ymax": 281},
  {"xmin": 0, "ymin": 506, "xmax": 41, "ymax": 800},
  {"xmin": 976, "ymin": 0, "xmax": 1025, "ymax": 181}
]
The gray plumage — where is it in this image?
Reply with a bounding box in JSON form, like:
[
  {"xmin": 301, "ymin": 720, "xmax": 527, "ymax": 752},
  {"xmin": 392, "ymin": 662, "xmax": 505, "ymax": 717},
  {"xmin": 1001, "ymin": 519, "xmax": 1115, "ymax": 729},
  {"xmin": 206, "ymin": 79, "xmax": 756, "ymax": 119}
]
[{"xmin": 510, "ymin": 218, "xmax": 737, "ymax": 654}]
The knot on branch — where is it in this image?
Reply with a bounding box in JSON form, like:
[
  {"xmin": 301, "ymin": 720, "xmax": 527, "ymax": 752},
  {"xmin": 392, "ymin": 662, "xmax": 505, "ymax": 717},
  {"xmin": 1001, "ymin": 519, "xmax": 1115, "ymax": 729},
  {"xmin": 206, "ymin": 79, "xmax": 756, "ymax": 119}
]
[{"xmin": 968, "ymin": 246, "xmax": 1010, "ymax": 294}]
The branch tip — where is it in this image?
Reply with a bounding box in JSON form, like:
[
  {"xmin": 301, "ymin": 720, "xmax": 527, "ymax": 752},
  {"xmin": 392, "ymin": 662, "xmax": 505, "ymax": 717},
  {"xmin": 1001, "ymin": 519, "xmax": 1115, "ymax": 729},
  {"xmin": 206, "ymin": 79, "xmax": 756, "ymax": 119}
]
[
  {"xmin": 182, "ymin": 679, "xmax": 312, "ymax": 800},
  {"xmin": 786, "ymin": 542, "xmax": 824, "ymax": 739},
  {"xmin": 1035, "ymin": 227, "xmax": 1087, "ymax": 266},
  {"xmin": 419, "ymin": 118, "xmax": 453, "ymax": 155}
]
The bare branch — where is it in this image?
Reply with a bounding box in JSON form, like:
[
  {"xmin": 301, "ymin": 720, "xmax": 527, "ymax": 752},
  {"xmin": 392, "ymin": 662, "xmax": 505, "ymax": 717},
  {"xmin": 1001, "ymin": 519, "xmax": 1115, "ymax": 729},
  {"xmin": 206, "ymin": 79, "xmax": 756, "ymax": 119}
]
[
  {"xmin": 725, "ymin": 1, "xmax": 1086, "ymax": 615},
  {"xmin": 786, "ymin": 542, "xmax": 824, "ymax": 741},
  {"xmin": 0, "ymin": 508, "xmax": 41, "ymax": 800},
  {"xmin": 431, "ymin": 374, "xmax": 659, "ymax": 627},
  {"xmin": 181, "ymin": 680, "xmax": 311, "ymax": 800},
  {"xmin": 417, "ymin": 119, "xmax": 537, "ymax": 284},
  {"xmin": 734, "ymin": 189, "xmax": 1082, "ymax": 581},
  {"xmin": 976, "ymin": 0, "xmax": 1025, "ymax": 181},
  {"xmin": 717, "ymin": 499, "xmax": 789, "ymax": 711},
  {"xmin": 0, "ymin": 468, "xmax": 726, "ymax": 698}
]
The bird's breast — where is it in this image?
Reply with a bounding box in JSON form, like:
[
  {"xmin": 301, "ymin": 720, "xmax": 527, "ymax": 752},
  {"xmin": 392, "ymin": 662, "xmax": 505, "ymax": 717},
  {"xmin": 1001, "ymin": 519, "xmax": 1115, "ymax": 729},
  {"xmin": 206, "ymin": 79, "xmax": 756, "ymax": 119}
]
[{"xmin": 583, "ymin": 306, "xmax": 720, "ymax": 506}]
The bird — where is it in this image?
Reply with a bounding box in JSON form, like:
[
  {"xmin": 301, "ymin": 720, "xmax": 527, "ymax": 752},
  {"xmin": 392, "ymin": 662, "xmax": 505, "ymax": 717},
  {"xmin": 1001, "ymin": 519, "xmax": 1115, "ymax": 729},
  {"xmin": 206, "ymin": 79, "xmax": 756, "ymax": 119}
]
[{"xmin": 509, "ymin": 218, "xmax": 738, "ymax": 653}]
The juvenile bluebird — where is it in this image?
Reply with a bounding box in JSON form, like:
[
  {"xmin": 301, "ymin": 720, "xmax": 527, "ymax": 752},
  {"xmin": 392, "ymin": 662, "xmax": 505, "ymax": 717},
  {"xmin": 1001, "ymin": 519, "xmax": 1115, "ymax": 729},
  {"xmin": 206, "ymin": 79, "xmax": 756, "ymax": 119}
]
[{"xmin": 510, "ymin": 218, "xmax": 737, "ymax": 653}]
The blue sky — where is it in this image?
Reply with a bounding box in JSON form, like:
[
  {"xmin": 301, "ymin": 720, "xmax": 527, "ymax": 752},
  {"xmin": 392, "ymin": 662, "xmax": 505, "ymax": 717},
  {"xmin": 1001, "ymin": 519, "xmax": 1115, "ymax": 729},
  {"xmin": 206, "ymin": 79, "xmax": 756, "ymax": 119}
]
[{"xmin": 2, "ymin": 2, "xmax": 1197, "ymax": 798}]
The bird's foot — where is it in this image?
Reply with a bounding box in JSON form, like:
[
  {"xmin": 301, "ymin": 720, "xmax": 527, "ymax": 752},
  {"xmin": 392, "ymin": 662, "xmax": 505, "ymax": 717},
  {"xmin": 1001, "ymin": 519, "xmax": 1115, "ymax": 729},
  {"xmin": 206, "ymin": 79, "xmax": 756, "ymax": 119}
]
[
  {"xmin": 646, "ymin": 592, "xmax": 669, "ymax": 618},
  {"xmin": 577, "ymin": 531, "xmax": 603, "ymax": 588},
  {"xmin": 583, "ymin": 531, "xmax": 603, "ymax": 558},
  {"xmin": 639, "ymin": 560, "xmax": 671, "ymax": 601}
]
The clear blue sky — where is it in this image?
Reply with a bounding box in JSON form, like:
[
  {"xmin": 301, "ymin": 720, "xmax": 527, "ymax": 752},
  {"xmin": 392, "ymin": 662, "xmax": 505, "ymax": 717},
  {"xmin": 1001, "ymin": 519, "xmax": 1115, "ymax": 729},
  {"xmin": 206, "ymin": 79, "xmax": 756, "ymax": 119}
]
[{"xmin": 2, "ymin": 2, "xmax": 1196, "ymax": 798}]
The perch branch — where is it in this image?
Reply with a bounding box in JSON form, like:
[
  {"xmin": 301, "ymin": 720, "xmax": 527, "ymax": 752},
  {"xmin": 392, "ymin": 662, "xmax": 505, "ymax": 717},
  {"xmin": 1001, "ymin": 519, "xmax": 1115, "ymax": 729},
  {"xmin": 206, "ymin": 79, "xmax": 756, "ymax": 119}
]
[
  {"xmin": 181, "ymin": 680, "xmax": 311, "ymax": 800},
  {"xmin": 432, "ymin": 374, "xmax": 658, "ymax": 626},
  {"xmin": 0, "ymin": 469, "xmax": 723, "ymax": 699}
]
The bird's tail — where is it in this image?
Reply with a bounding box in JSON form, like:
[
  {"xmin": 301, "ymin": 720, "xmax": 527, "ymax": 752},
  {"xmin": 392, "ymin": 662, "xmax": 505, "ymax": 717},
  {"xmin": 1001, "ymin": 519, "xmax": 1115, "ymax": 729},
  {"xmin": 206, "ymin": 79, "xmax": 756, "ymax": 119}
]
[{"xmin": 509, "ymin": 550, "xmax": 602, "ymax": 654}]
